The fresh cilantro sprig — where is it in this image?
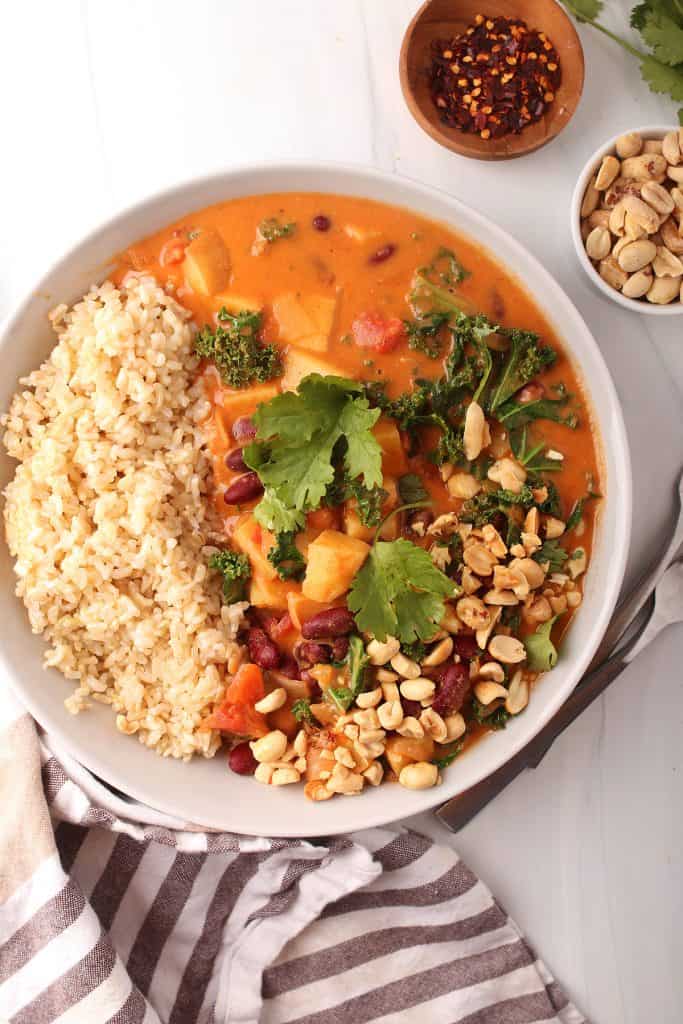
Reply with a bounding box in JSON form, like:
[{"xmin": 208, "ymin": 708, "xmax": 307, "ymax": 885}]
[
  {"xmin": 292, "ymin": 698, "xmax": 314, "ymax": 723},
  {"xmin": 533, "ymin": 540, "xmax": 569, "ymax": 573},
  {"xmin": 566, "ymin": 1, "xmax": 683, "ymax": 123},
  {"xmin": 348, "ymin": 535, "xmax": 459, "ymax": 644},
  {"xmin": 244, "ymin": 374, "xmax": 383, "ymax": 533},
  {"xmin": 433, "ymin": 741, "xmax": 465, "ymax": 769}
]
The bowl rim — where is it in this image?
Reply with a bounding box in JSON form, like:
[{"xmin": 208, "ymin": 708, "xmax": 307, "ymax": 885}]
[
  {"xmin": 570, "ymin": 124, "xmax": 683, "ymax": 316},
  {"xmin": 398, "ymin": 0, "xmax": 585, "ymax": 162},
  {"xmin": 0, "ymin": 160, "xmax": 632, "ymax": 835}
]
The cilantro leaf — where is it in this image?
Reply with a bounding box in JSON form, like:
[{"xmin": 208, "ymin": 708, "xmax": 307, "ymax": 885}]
[
  {"xmin": 533, "ymin": 540, "xmax": 569, "ymax": 573},
  {"xmin": 292, "ymin": 698, "xmax": 313, "ymax": 723},
  {"xmin": 639, "ymin": 10, "xmax": 683, "ymax": 66},
  {"xmin": 245, "ymin": 374, "xmax": 383, "ymax": 528},
  {"xmin": 524, "ymin": 616, "xmax": 559, "ymax": 672},
  {"xmin": 470, "ymin": 697, "xmax": 510, "ymax": 729},
  {"xmin": 267, "ymin": 531, "xmax": 305, "ymax": 580},
  {"xmin": 348, "ymin": 538, "xmax": 458, "ymax": 643},
  {"xmin": 639, "ymin": 53, "xmax": 683, "ymax": 102}
]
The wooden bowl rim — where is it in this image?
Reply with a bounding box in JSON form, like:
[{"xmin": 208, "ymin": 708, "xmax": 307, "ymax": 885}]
[{"xmin": 399, "ymin": 0, "xmax": 585, "ymax": 161}]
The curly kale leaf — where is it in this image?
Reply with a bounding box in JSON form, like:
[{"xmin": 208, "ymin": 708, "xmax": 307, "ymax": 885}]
[
  {"xmin": 195, "ymin": 308, "xmax": 282, "ymax": 388},
  {"xmin": 208, "ymin": 550, "xmax": 251, "ymax": 603},
  {"xmin": 267, "ymin": 531, "xmax": 305, "ymax": 580}
]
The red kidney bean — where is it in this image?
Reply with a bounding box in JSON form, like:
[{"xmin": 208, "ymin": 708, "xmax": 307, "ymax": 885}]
[
  {"xmin": 432, "ymin": 662, "xmax": 470, "ymax": 716},
  {"xmin": 225, "ymin": 447, "xmax": 247, "ymax": 472},
  {"xmin": 452, "ymin": 634, "xmax": 480, "ymax": 661},
  {"xmin": 301, "ymin": 608, "xmax": 355, "ymax": 639},
  {"xmin": 295, "ymin": 641, "xmax": 331, "ymax": 667},
  {"xmin": 228, "ymin": 742, "xmax": 257, "ymax": 776},
  {"xmin": 232, "ymin": 416, "xmax": 256, "ymax": 443},
  {"xmin": 223, "ymin": 472, "xmax": 264, "ymax": 505},
  {"xmin": 312, "ymin": 214, "xmax": 331, "ymax": 231},
  {"xmin": 247, "ymin": 627, "xmax": 281, "ymax": 670},
  {"xmin": 278, "ymin": 654, "xmax": 300, "ymax": 680},
  {"xmin": 401, "ymin": 698, "xmax": 423, "ymax": 719},
  {"xmin": 368, "ymin": 243, "xmax": 396, "ymax": 265},
  {"xmin": 331, "ymin": 637, "xmax": 349, "ymax": 661}
]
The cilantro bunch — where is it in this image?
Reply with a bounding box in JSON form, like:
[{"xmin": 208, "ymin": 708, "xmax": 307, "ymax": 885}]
[{"xmin": 566, "ymin": 1, "xmax": 683, "ymax": 122}]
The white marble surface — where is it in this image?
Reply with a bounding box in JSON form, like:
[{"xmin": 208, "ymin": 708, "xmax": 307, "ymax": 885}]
[{"xmin": 1, "ymin": 2, "xmax": 681, "ymax": 1022}]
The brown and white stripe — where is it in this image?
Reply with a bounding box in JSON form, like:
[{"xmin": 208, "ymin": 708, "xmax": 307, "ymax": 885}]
[{"xmin": 0, "ymin": 694, "xmax": 587, "ymax": 1024}]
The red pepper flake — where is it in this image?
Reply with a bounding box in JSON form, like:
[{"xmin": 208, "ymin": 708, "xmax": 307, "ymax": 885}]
[{"xmin": 428, "ymin": 13, "xmax": 562, "ymax": 139}]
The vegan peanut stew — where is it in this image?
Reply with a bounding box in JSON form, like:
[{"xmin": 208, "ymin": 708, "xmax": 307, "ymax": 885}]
[{"xmin": 3, "ymin": 192, "xmax": 600, "ymax": 803}]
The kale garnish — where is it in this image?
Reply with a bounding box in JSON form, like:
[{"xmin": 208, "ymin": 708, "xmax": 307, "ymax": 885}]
[
  {"xmin": 267, "ymin": 531, "xmax": 306, "ymax": 580},
  {"xmin": 195, "ymin": 308, "xmax": 282, "ymax": 388}
]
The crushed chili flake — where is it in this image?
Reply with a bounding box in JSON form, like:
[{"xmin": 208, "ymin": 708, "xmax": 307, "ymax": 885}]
[{"xmin": 428, "ymin": 13, "xmax": 561, "ymax": 139}]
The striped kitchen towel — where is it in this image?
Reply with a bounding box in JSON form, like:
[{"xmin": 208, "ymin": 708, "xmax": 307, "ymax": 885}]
[{"xmin": 0, "ymin": 693, "xmax": 586, "ymax": 1024}]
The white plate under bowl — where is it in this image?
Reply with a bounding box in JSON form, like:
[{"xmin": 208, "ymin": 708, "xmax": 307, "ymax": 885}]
[{"xmin": 0, "ymin": 163, "xmax": 632, "ymax": 837}]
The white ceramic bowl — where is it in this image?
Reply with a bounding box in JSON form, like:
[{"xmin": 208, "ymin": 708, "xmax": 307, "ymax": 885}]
[
  {"xmin": 0, "ymin": 163, "xmax": 632, "ymax": 836},
  {"xmin": 571, "ymin": 124, "xmax": 683, "ymax": 317}
]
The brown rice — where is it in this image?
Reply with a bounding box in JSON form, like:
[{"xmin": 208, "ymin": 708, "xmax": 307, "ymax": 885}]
[{"xmin": 2, "ymin": 274, "xmax": 245, "ymax": 760}]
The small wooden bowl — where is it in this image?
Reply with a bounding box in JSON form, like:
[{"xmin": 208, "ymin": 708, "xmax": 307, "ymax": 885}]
[{"xmin": 399, "ymin": 0, "xmax": 585, "ymax": 161}]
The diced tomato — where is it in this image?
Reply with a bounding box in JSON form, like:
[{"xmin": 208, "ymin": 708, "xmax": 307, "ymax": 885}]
[
  {"xmin": 352, "ymin": 312, "xmax": 406, "ymax": 353},
  {"xmin": 160, "ymin": 238, "xmax": 188, "ymax": 267},
  {"xmin": 202, "ymin": 663, "xmax": 268, "ymax": 737}
]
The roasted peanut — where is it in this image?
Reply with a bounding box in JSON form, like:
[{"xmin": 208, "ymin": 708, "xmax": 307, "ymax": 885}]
[
  {"xmin": 463, "ymin": 542, "xmax": 498, "ymax": 577},
  {"xmin": 488, "ymin": 634, "xmax": 526, "ymax": 664},
  {"xmin": 615, "ymin": 131, "xmax": 642, "ymax": 159},
  {"xmin": 595, "ymin": 155, "xmax": 620, "ymax": 190},
  {"xmin": 604, "ymin": 177, "xmax": 643, "ymax": 210},
  {"xmin": 420, "ymin": 707, "xmax": 448, "ymax": 743},
  {"xmin": 447, "ymin": 472, "xmax": 481, "ymax": 499},
  {"xmin": 355, "ymin": 687, "xmax": 383, "ymax": 709},
  {"xmin": 608, "ymin": 201, "xmax": 627, "ymax": 236},
  {"xmin": 398, "ymin": 761, "xmax": 438, "ymax": 790},
  {"xmin": 463, "ymin": 400, "xmax": 489, "ymax": 461},
  {"xmin": 624, "ymin": 212, "xmax": 649, "ymax": 240},
  {"xmin": 487, "ymin": 457, "xmax": 527, "ymax": 494},
  {"xmin": 643, "ymin": 139, "xmax": 664, "ymax": 155},
  {"xmin": 544, "ymin": 516, "xmax": 566, "ymax": 539},
  {"xmin": 660, "ymin": 217, "xmax": 683, "ymax": 254},
  {"xmin": 617, "ymin": 239, "xmax": 656, "ymax": 273},
  {"xmin": 474, "ymin": 680, "xmax": 508, "ymax": 705},
  {"xmin": 456, "ymin": 596, "xmax": 491, "ymax": 630},
  {"xmin": 444, "ymin": 713, "xmax": 467, "ymax": 742},
  {"xmin": 587, "ymin": 209, "xmax": 611, "ymax": 230},
  {"xmin": 621, "ymin": 153, "xmax": 667, "ymax": 181},
  {"xmin": 622, "ymin": 269, "xmax": 653, "ymax": 298},
  {"xmin": 254, "ymin": 687, "xmax": 287, "ymax": 714},
  {"xmin": 585, "ymin": 226, "xmax": 611, "ymax": 260},
  {"xmin": 667, "ymin": 165, "xmax": 683, "ymax": 184},
  {"xmin": 641, "ymin": 180, "xmax": 675, "ymax": 216},
  {"xmin": 367, "ymin": 636, "xmax": 400, "ymax": 666},
  {"xmin": 271, "ymin": 766, "xmax": 301, "ymax": 786},
  {"xmin": 653, "ymin": 246, "xmax": 683, "ymax": 277},
  {"xmin": 621, "ymin": 194, "xmax": 660, "ymax": 233},
  {"xmin": 377, "ymin": 699, "xmax": 404, "ymax": 730},
  {"xmin": 505, "ymin": 671, "xmax": 529, "ymax": 714},
  {"xmin": 400, "ymin": 677, "xmax": 436, "ymax": 702},
  {"xmin": 478, "ymin": 661, "xmax": 505, "ymax": 683},
  {"xmin": 423, "ymin": 636, "xmax": 454, "ymax": 666},
  {"xmin": 580, "ymin": 175, "xmax": 600, "ymax": 217},
  {"xmin": 663, "ymin": 130, "xmax": 681, "ymax": 166},
  {"xmin": 599, "ymin": 257, "xmax": 628, "ymax": 291},
  {"xmin": 647, "ymin": 275, "xmax": 681, "ymax": 303},
  {"xmin": 390, "ymin": 652, "xmax": 421, "ymax": 679}
]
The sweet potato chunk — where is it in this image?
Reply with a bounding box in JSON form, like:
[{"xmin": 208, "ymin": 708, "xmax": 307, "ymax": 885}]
[
  {"xmin": 281, "ymin": 348, "xmax": 346, "ymax": 391},
  {"xmin": 373, "ymin": 418, "xmax": 406, "ymax": 475},
  {"xmin": 302, "ymin": 530, "xmax": 370, "ymax": 603},
  {"xmin": 184, "ymin": 229, "xmax": 231, "ymax": 296},
  {"xmin": 273, "ymin": 294, "xmax": 317, "ymax": 342},
  {"xmin": 385, "ymin": 735, "xmax": 435, "ymax": 776},
  {"xmin": 232, "ymin": 514, "xmax": 278, "ymax": 581},
  {"xmin": 249, "ymin": 573, "xmax": 299, "ymax": 610},
  {"xmin": 218, "ymin": 384, "xmax": 279, "ymax": 430},
  {"xmin": 213, "ymin": 292, "xmax": 262, "ymax": 314}
]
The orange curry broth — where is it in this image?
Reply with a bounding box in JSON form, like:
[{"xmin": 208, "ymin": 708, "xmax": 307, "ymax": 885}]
[{"xmin": 114, "ymin": 192, "xmax": 601, "ymax": 661}]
